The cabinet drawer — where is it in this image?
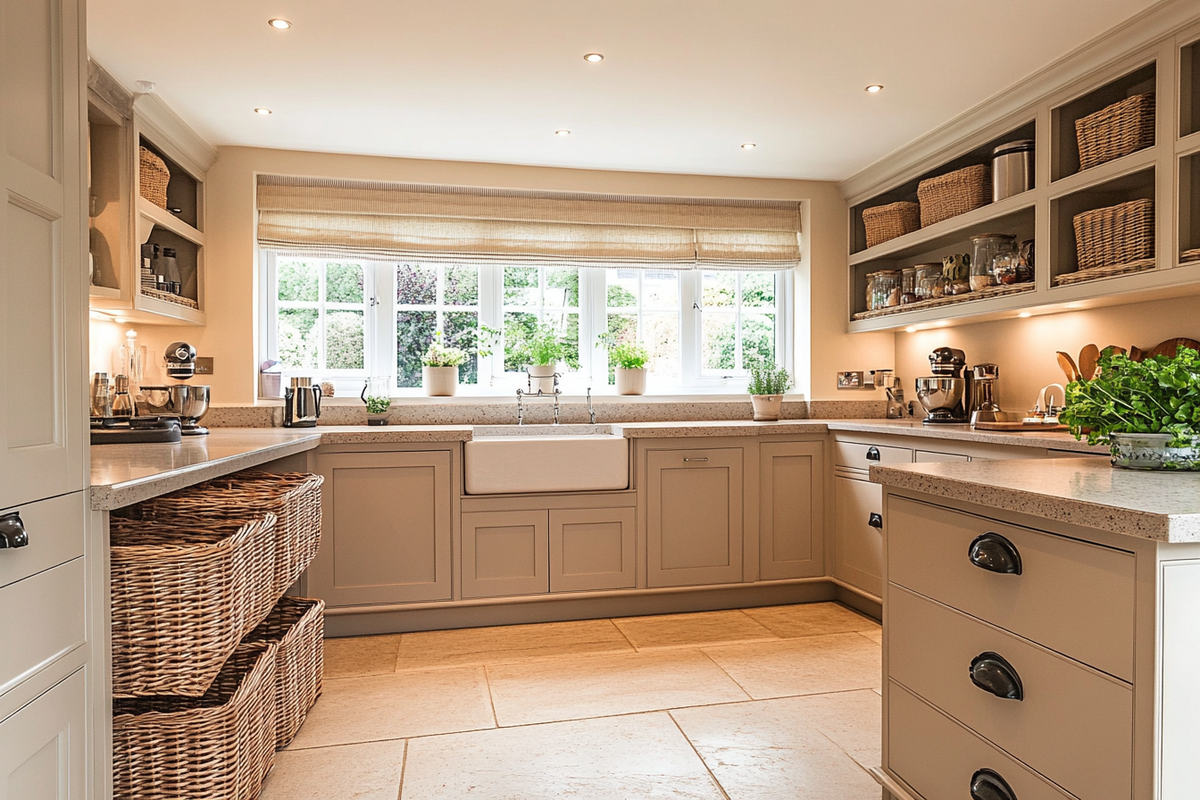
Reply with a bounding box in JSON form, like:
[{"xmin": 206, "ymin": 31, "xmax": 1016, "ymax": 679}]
[
  {"xmin": 0, "ymin": 557, "xmax": 87, "ymax": 695},
  {"xmin": 833, "ymin": 441, "xmax": 912, "ymax": 470},
  {"xmin": 0, "ymin": 492, "xmax": 86, "ymax": 590},
  {"xmin": 889, "ymin": 586, "xmax": 1131, "ymax": 800},
  {"xmin": 887, "ymin": 495, "xmax": 1134, "ymax": 680},
  {"xmin": 889, "ymin": 682, "xmax": 1076, "ymax": 800},
  {"xmin": 833, "ymin": 476, "xmax": 883, "ymax": 597}
]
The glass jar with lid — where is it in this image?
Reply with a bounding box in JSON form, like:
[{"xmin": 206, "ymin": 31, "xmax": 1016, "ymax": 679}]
[
  {"xmin": 914, "ymin": 263, "xmax": 944, "ymax": 300},
  {"xmin": 970, "ymin": 233, "xmax": 1016, "ymax": 292},
  {"xmin": 869, "ymin": 270, "xmax": 901, "ymax": 309},
  {"xmin": 900, "ymin": 267, "xmax": 918, "ymax": 304}
]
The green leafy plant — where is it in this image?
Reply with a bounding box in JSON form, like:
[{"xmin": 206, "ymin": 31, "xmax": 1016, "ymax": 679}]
[
  {"xmin": 1061, "ymin": 347, "xmax": 1200, "ymax": 447},
  {"xmin": 598, "ymin": 333, "xmax": 650, "ymax": 369},
  {"xmin": 365, "ymin": 396, "xmax": 391, "ymax": 415},
  {"xmin": 421, "ymin": 333, "xmax": 468, "ymax": 368},
  {"xmin": 499, "ymin": 321, "xmax": 579, "ymax": 369},
  {"xmin": 747, "ymin": 363, "xmax": 792, "ymax": 396}
]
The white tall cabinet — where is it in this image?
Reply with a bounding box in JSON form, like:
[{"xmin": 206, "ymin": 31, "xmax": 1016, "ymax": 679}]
[{"xmin": 1, "ymin": 0, "xmax": 94, "ymax": 796}]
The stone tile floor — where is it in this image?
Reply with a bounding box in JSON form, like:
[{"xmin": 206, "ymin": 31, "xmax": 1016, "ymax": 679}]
[{"xmin": 261, "ymin": 602, "xmax": 883, "ymax": 800}]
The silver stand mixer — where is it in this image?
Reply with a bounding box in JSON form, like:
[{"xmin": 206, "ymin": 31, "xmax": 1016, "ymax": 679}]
[
  {"xmin": 915, "ymin": 347, "xmax": 972, "ymax": 424},
  {"xmin": 138, "ymin": 342, "xmax": 211, "ymax": 435}
]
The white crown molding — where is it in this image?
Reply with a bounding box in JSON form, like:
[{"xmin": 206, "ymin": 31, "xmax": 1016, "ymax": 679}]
[
  {"xmin": 838, "ymin": 0, "xmax": 1200, "ymax": 203},
  {"xmin": 134, "ymin": 93, "xmax": 218, "ymax": 174}
]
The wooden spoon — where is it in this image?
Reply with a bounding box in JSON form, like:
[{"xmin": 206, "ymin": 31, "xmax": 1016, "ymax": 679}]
[
  {"xmin": 1146, "ymin": 338, "xmax": 1200, "ymax": 360},
  {"xmin": 1056, "ymin": 351, "xmax": 1081, "ymax": 383},
  {"xmin": 1077, "ymin": 344, "xmax": 1100, "ymax": 381}
]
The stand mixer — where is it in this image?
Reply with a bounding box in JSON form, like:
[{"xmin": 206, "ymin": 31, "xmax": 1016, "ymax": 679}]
[
  {"xmin": 138, "ymin": 342, "xmax": 211, "ymax": 435},
  {"xmin": 915, "ymin": 347, "xmax": 973, "ymax": 424}
]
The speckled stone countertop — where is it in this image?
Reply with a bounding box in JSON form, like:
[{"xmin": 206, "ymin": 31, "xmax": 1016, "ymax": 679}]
[
  {"xmin": 315, "ymin": 425, "xmax": 473, "ymax": 444},
  {"xmin": 824, "ymin": 419, "xmax": 1104, "ymax": 454},
  {"xmin": 617, "ymin": 420, "xmax": 828, "ymax": 438},
  {"xmin": 870, "ymin": 458, "xmax": 1200, "ymax": 542}
]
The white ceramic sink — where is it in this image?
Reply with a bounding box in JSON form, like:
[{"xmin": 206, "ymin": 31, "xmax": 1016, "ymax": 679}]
[{"xmin": 464, "ymin": 425, "xmax": 629, "ymax": 494}]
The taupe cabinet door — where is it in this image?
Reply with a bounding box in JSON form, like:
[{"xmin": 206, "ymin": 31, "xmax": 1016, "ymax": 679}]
[
  {"xmin": 759, "ymin": 441, "xmax": 824, "ymax": 580},
  {"xmin": 550, "ymin": 507, "xmax": 636, "ymax": 592},
  {"xmin": 461, "ymin": 510, "xmax": 548, "ymax": 598},
  {"xmin": 312, "ymin": 451, "xmax": 452, "ymax": 606},
  {"xmin": 0, "ymin": 669, "xmax": 86, "ymax": 799},
  {"xmin": 0, "ymin": 0, "xmax": 87, "ymax": 509},
  {"xmin": 833, "ymin": 475, "xmax": 883, "ymax": 596},
  {"xmin": 646, "ymin": 448, "xmax": 743, "ymax": 587}
]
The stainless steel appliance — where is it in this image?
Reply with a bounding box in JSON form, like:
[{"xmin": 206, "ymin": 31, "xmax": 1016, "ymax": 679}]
[
  {"xmin": 284, "ymin": 377, "xmax": 322, "ymax": 428},
  {"xmin": 991, "ymin": 139, "xmax": 1034, "ymax": 202},
  {"xmin": 915, "ymin": 347, "xmax": 972, "ymax": 424},
  {"xmin": 969, "ymin": 363, "xmax": 1006, "ymax": 425},
  {"xmin": 165, "ymin": 341, "xmax": 197, "ymax": 379},
  {"xmin": 137, "ymin": 384, "xmax": 211, "ymax": 435}
]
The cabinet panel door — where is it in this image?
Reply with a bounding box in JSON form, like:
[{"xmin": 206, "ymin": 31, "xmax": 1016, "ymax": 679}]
[
  {"xmin": 0, "ymin": 0, "xmax": 87, "ymax": 509},
  {"xmin": 646, "ymin": 448, "xmax": 743, "ymax": 587},
  {"xmin": 914, "ymin": 449, "xmax": 970, "ymax": 463},
  {"xmin": 0, "ymin": 669, "xmax": 86, "ymax": 800},
  {"xmin": 311, "ymin": 451, "xmax": 452, "ymax": 606},
  {"xmin": 834, "ymin": 476, "xmax": 883, "ymax": 597},
  {"xmin": 759, "ymin": 441, "xmax": 824, "ymax": 580},
  {"xmin": 461, "ymin": 510, "xmax": 548, "ymax": 598},
  {"xmin": 549, "ymin": 507, "xmax": 636, "ymax": 592}
]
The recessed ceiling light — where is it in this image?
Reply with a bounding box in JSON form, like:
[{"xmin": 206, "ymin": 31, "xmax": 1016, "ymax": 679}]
[
  {"xmin": 741, "ymin": 142, "xmax": 757, "ymax": 150},
  {"xmin": 268, "ymin": 18, "xmax": 292, "ymax": 29},
  {"xmin": 1018, "ymin": 311, "xmax": 1032, "ymax": 318},
  {"xmin": 555, "ymin": 129, "xmax": 571, "ymax": 136},
  {"xmin": 255, "ymin": 107, "xmax": 273, "ymax": 115},
  {"xmin": 865, "ymin": 84, "xmax": 884, "ymax": 93},
  {"xmin": 583, "ymin": 53, "xmax": 604, "ymax": 63}
]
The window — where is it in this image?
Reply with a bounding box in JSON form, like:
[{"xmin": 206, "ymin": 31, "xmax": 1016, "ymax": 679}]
[{"xmin": 263, "ymin": 251, "xmax": 790, "ymax": 395}]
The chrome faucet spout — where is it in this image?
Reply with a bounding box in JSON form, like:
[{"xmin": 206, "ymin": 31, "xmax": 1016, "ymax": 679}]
[{"xmin": 587, "ymin": 387, "xmax": 596, "ymax": 424}]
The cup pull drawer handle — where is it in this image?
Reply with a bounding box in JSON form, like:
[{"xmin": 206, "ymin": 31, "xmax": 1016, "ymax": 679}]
[
  {"xmin": 868, "ymin": 513, "xmax": 883, "ymax": 529},
  {"xmin": 865, "ymin": 446, "xmax": 881, "ymax": 461},
  {"xmin": 970, "ymin": 652, "xmax": 1023, "ymax": 701},
  {"xmin": 0, "ymin": 512, "xmax": 29, "ymax": 550},
  {"xmin": 683, "ymin": 457, "xmax": 708, "ymax": 463},
  {"xmin": 968, "ymin": 532, "xmax": 1022, "ymax": 575},
  {"xmin": 970, "ymin": 768, "xmax": 1018, "ymax": 800}
]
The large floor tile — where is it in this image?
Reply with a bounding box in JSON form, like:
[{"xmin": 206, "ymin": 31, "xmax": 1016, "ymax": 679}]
[
  {"xmin": 395, "ymin": 619, "xmax": 634, "ymax": 670},
  {"xmin": 323, "ymin": 634, "xmax": 402, "ymax": 679},
  {"xmin": 859, "ymin": 629, "xmax": 883, "ymax": 645},
  {"xmin": 783, "ymin": 690, "xmax": 882, "ymax": 769},
  {"xmin": 401, "ymin": 712, "xmax": 726, "ymax": 799},
  {"xmin": 287, "ymin": 665, "xmax": 496, "ymax": 749},
  {"xmin": 260, "ymin": 740, "xmax": 406, "ymax": 800},
  {"xmin": 742, "ymin": 602, "xmax": 879, "ymax": 639},
  {"xmin": 486, "ymin": 648, "xmax": 749, "ymax": 726},
  {"xmin": 672, "ymin": 696, "xmax": 879, "ymax": 800},
  {"xmin": 612, "ymin": 609, "xmax": 778, "ymax": 649},
  {"xmin": 702, "ymin": 633, "xmax": 881, "ymax": 699}
]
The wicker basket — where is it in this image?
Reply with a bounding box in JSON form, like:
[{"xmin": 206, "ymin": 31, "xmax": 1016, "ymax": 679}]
[
  {"xmin": 244, "ymin": 596, "xmax": 325, "ymax": 748},
  {"xmin": 917, "ymin": 164, "xmax": 990, "ymax": 228},
  {"xmin": 110, "ymin": 514, "xmax": 278, "ymax": 698},
  {"xmin": 1076, "ymin": 93, "xmax": 1155, "ymax": 171},
  {"xmin": 1073, "ymin": 198, "xmax": 1155, "ymax": 271},
  {"xmin": 138, "ymin": 146, "xmax": 170, "ymax": 210},
  {"xmin": 113, "ymin": 644, "xmax": 278, "ymax": 800},
  {"xmin": 140, "ymin": 471, "xmax": 323, "ymax": 597},
  {"xmin": 862, "ymin": 202, "xmax": 920, "ymax": 248}
]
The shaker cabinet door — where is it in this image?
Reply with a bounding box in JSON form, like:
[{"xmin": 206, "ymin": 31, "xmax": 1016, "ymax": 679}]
[
  {"xmin": 759, "ymin": 441, "xmax": 825, "ymax": 580},
  {"xmin": 833, "ymin": 476, "xmax": 884, "ymax": 597},
  {"xmin": 0, "ymin": 669, "xmax": 87, "ymax": 800}
]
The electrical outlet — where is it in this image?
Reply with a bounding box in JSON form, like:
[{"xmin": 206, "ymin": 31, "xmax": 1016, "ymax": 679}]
[{"xmin": 194, "ymin": 357, "xmax": 214, "ymax": 375}]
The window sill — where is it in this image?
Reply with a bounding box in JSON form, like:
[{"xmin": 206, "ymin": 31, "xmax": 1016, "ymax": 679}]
[{"xmin": 256, "ymin": 392, "xmax": 807, "ymax": 406}]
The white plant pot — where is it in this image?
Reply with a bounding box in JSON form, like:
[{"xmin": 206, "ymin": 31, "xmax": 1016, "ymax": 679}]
[
  {"xmin": 526, "ymin": 364, "xmax": 558, "ymax": 394},
  {"xmin": 423, "ymin": 366, "xmax": 458, "ymax": 397},
  {"xmin": 751, "ymin": 394, "xmax": 783, "ymax": 422},
  {"xmin": 615, "ymin": 367, "xmax": 647, "ymax": 396}
]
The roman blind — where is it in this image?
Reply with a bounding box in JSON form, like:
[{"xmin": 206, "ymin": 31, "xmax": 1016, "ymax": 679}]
[{"xmin": 256, "ymin": 175, "xmax": 802, "ymax": 270}]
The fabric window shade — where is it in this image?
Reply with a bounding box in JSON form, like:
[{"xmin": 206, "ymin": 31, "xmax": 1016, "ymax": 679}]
[{"xmin": 257, "ymin": 175, "xmax": 801, "ymax": 270}]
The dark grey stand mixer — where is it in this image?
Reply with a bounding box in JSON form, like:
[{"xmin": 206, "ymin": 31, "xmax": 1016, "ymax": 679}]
[{"xmin": 915, "ymin": 347, "xmax": 973, "ymax": 424}]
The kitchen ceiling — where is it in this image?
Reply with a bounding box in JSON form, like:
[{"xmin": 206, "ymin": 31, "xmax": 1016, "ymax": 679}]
[{"xmin": 87, "ymin": 0, "xmax": 1165, "ymax": 181}]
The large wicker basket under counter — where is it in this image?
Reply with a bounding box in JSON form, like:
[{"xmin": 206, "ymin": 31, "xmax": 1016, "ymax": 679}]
[{"xmin": 243, "ymin": 596, "xmax": 326, "ymax": 749}]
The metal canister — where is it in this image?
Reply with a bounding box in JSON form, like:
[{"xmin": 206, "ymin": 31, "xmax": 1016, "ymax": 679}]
[{"xmin": 991, "ymin": 139, "xmax": 1034, "ymax": 202}]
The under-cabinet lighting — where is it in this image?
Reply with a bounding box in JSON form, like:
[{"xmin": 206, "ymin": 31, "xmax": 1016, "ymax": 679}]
[
  {"xmin": 1018, "ymin": 311, "xmax": 1032, "ymax": 318},
  {"xmin": 865, "ymin": 84, "xmax": 884, "ymax": 93},
  {"xmin": 255, "ymin": 107, "xmax": 273, "ymax": 115},
  {"xmin": 555, "ymin": 129, "xmax": 571, "ymax": 136},
  {"xmin": 741, "ymin": 142, "xmax": 757, "ymax": 150},
  {"xmin": 583, "ymin": 53, "xmax": 604, "ymax": 63},
  {"xmin": 268, "ymin": 18, "xmax": 292, "ymax": 29},
  {"xmin": 905, "ymin": 326, "xmax": 916, "ymax": 333},
  {"xmin": 935, "ymin": 320, "xmax": 948, "ymax": 327}
]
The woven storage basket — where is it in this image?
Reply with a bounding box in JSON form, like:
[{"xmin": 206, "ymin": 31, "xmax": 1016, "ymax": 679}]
[
  {"xmin": 140, "ymin": 471, "xmax": 323, "ymax": 598},
  {"xmin": 244, "ymin": 596, "xmax": 325, "ymax": 748},
  {"xmin": 917, "ymin": 164, "xmax": 990, "ymax": 227},
  {"xmin": 1073, "ymin": 198, "xmax": 1154, "ymax": 271},
  {"xmin": 113, "ymin": 644, "xmax": 277, "ymax": 800},
  {"xmin": 138, "ymin": 146, "xmax": 170, "ymax": 210},
  {"xmin": 1075, "ymin": 93, "xmax": 1155, "ymax": 171},
  {"xmin": 862, "ymin": 202, "xmax": 920, "ymax": 248},
  {"xmin": 110, "ymin": 514, "xmax": 277, "ymax": 698}
]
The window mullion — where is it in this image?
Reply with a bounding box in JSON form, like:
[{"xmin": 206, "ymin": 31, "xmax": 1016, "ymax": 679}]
[{"xmin": 681, "ymin": 271, "xmax": 698, "ymax": 385}]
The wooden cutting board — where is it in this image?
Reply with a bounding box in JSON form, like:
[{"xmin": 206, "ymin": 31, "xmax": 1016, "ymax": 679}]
[{"xmin": 973, "ymin": 421, "xmax": 1069, "ymax": 432}]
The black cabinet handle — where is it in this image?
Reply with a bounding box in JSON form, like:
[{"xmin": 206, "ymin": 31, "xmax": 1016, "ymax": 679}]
[
  {"xmin": 970, "ymin": 652, "xmax": 1023, "ymax": 701},
  {"xmin": 968, "ymin": 532, "xmax": 1022, "ymax": 575},
  {"xmin": 865, "ymin": 446, "xmax": 881, "ymax": 461},
  {"xmin": 971, "ymin": 768, "xmax": 1017, "ymax": 800},
  {"xmin": 0, "ymin": 512, "xmax": 29, "ymax": 549},
  {"xmin": 868, "ymin": 513, "xmax": 883, "ymax": 529}
]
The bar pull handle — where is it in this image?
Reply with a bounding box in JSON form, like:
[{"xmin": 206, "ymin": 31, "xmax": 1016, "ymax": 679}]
[
  {"xmin": 968, "ymin": 532, "xmax": 1022, "ymax": 575},
  {"xmin": 683, "ymin": 457, "xmax": 708, "ymax": 463}
]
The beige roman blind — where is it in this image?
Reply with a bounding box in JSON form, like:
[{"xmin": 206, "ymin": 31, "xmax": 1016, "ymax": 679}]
[{"xmin": 256, "ymin": 175, "xmax": 802, "ymax": 270}]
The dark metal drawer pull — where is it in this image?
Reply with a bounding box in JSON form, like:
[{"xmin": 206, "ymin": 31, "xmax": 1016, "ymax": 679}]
[
  {"xmin": 971, "ymin": 768, "xmax": 1017, "ymax": 800},
  {"xmin": 970, "ymin": 652, "xmax": 1023, "ymax": 701},
  {"xmin": 968, "ymin": 532, "xmax": 1022, "ymax": 575},
  {"xmin": 0, "ymin": 512, "xmax": 29, "ymax": 549},
  {"xmin": 865, "ymin": 446, "xmax": 881, "ymax": 461},
  {"xmin": 868, "ymin": 513, "xmax": 883, "ymax": 529}
]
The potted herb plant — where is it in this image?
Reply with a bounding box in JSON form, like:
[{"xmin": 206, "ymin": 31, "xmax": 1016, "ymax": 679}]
[
  {"xmin": 599, "ymin": 333, "xmax": 650, "ymax": 395},
  {"xmin": 500, "ymin": 321, "xmax": 579, "ymax": 393},
  {"xmin": 421, "ymin": 334, "xmax": 468, "ymax": 397},
  {"xmin": 1061, "ymin": 346, "xmax": 1200, "ymax": 470},
  {"xmin": 361, "ymin": 376, "xmax": 391, "ymax": 426},
  {"xmin": 747, "ymin": 363, "xmax": 792, "ymax": 422}
]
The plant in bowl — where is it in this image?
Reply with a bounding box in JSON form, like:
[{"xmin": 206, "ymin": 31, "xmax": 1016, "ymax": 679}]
[
  {"xmin": 1060, "ymin": 346, "xmax": 1200, "ymax": 470},
  {"xmin": 747, "ymin": 363, "xmax": 792, "ymax": 421},
  {"xmin": 599, "ymin": 333, "xmax": 650, "ymax": 396},
  {"xmin": 421, "ymin": 334, "xmax": 468, "ymax": 397}
]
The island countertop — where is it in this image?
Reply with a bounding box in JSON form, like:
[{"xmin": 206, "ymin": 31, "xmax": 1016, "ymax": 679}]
[{"xmin": 870, "ymin": 457, "xmax": 1200, "ymax": 543}]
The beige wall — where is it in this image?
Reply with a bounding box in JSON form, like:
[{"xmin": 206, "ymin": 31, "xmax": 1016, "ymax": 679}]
[
  {"xmin": 131, "ymin": 146, "xmax": 893, "ymax": 405},
  {"xmin": 896, "ymin": 295, "xmax": 1200, "ymax": 414}
]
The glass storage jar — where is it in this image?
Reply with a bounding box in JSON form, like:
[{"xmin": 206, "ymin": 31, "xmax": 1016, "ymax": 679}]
[
  {"xmin": 970, "ymin": 233, "xmax": 1016, "ymax": 292},
  {"xmin": 900, "ymin": 267, "xmax": 918, "ymax": 304}
]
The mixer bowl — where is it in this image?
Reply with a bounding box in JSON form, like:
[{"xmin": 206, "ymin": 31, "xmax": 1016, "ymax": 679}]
[
  {"xmin": 138, "ymin": 385, "xmax": 210, "ymax": 423},
  {"xmin": 915, "ymin": 377, "xmax": 964, "ymax": 419}
]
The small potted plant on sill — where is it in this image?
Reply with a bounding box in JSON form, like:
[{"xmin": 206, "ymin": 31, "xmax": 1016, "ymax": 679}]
[
  {"xmin": 361, "ymin": 376, "xmax": 391, "ymax": 426},
  {"xmin": 421, "ymin": 334, "xmax": 468, "ymax": 397},
  {"xmin": 747, "ymin": 363, "xmax": 792, "ymax": 422},
  {"xmin": 1060, "ymin": 346, "xmax": 1200, "ymax": 470},
  {"xmin": 494, "ymin": 321, "xmax": 579, "ymax": 394},
  {"xmin": 599, "ymin": 333, "xmax": 650, "ymax": 396}
]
